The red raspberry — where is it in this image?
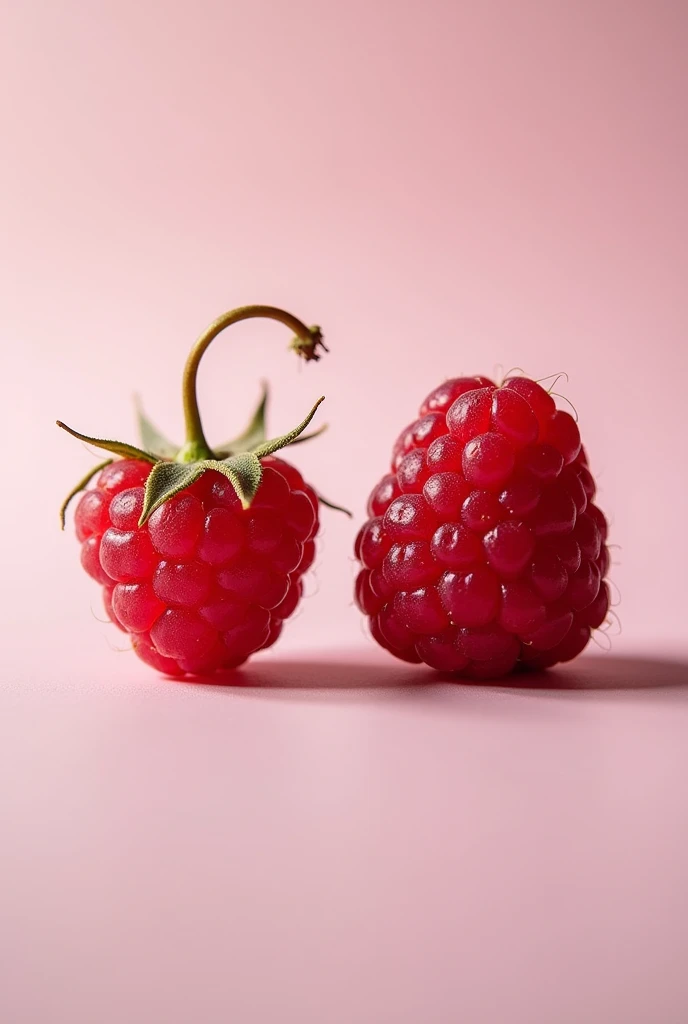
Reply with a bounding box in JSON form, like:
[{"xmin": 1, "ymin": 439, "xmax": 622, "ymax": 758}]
[
  {"xmin": 355, "ymin": 376, "xmax": 611, "ymax": 679},
  {"xmin": 75, "ymin": 457, "xmax": 318, "ymax": 676},
  {"xmin": 60, "ymin": 304, "xmax": 344, "ymax": 679}
]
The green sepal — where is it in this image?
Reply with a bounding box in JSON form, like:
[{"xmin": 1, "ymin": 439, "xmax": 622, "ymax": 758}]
[
  {"xmin": 56, "ymin": 421, "xmax": 158, "ymax": 464},
  {"xmin": 134, "ymin": 396, "xmax": 179, "ymax": 459},
  {"xmin": 215, "ymin": 382, "xmax": 269, "ymax": 456},
  {"xmin": 58, "ymin": 393, "xmax": 344, "ymax": 531},
  {"xmin": 215, "ymin": 384, "xmax": 328, "ymax": 456},
  {"xmin": 59, "ymin": 459, "xmax": 113, "ymax": 529},
  {"xmin": 138, "ymin": 453, "xmax": 264, "ymax": 524},
  {"xmin": 138, "ymin": 462, "xmax": 205, "ymax": 524},
  {"xmin": 316, "ymin": 492, "xmax": 353, "ymax": 517},
  {"xmin": 212, "ymin": 453, "xmax": 264, "ymax": 509},
  {"xmin": 137, "ymin": 451, "xmax": 351, "ymax": 527},
  {"xmin": 282, "ymin": 423, "xmax": 328, "ymax": 447},
  {"xmin": 138, "ymin": 396, "xmax": 326, "ymax": 524},
  {"xmin": 253, "ymin": 396, "xmax": 324, "ymax": 458}
]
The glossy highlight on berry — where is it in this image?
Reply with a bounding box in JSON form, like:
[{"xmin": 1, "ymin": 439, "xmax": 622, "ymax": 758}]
[{"xmin": 355, "ymin": 374, "xmax": 611, "ymax": 679}]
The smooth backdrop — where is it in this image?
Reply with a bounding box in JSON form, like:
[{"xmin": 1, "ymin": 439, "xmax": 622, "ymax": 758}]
[
  {"xmin": 1, "ymin": 3, "xmax": 687, "ymax": 1023},
  {"xmin": 1, "ymin": 0, "xmax": 687, "ymax": 658}
]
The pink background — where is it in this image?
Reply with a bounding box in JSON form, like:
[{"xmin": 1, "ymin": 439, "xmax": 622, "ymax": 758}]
[{"xmin": 1, "ymin": 2, "xmax": 687, "ymax": 1022}]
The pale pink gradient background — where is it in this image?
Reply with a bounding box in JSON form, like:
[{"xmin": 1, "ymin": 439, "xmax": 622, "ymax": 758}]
[{"xmin": 1, "ymin": 2, "xmax": 688, "ymax": 1022}]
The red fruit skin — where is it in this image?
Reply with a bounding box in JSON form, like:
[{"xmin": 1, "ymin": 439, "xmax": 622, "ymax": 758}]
[
  {"xmin": 355, "ymin": 377, "xmax": 611, "ymax": 679},
  {"xmin": 74, "ymin": 454, "xmax": 319, "ymax": 678}
]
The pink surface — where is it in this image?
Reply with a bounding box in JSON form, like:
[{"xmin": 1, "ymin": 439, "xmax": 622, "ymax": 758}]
[
  {"xmin": 2, "ymin": 651, "xmax": 688, "ymax": 1024},
  {"xmin": 2, "ymin": 1, "xmax": 688, "ymax": 1021}
]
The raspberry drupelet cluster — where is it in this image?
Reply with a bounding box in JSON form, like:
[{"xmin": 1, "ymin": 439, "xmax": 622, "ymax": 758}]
[
  {"xmin": 355, "ymin": 376, "xmax": 610, "ymax": 679},
  {"xmin": 60, "ymin": 304, "xmax": 345, "ymax": 679},
  {"xmin": 75, "ymin": 455, "xmax": 319, "ymax": 676}
]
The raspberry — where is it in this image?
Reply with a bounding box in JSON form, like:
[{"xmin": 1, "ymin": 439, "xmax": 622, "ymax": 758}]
[
  {"xmin": 355, "ymin": 376, "xmax": 611, "ymax": 679},
  {"xmin": 73, "ymin": 458, "xmax": 317, "ymax": 675},
  {"xmin": 60, "ymin": 304, "xmax": 347, "ymax": 679}
]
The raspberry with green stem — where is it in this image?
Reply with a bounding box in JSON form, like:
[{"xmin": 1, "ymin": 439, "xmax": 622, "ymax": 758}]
[{"xmin": 59, "ymin": 304, "xmax": 347, "ymax": 678}]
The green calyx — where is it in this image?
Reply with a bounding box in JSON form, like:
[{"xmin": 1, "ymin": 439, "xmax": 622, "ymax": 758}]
[{"xmin": 58, "ymin": 304, "xmax": 349, "ymax": 529}]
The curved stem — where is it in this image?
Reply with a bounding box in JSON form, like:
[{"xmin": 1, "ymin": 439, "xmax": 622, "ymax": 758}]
[{"xmin": 179, "ymin": 305, "xmax": 324, "ymax": 463}]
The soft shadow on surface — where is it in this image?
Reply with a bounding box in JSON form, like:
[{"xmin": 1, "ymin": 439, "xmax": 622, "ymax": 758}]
[
  {"xmin": 191, "ymin": 658, "xmax": 430, "ymax": 691},
  {"xmin": 486, "ymin": 655, "xmax": 688, "ymax": 692},
  {"xmin": 186, "ymin": 653, "xmax": 688, "ymax": 694}
]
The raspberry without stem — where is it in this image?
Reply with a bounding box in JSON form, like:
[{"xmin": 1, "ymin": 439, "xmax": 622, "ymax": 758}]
[{"xmin": 355, "ymin": 376, "xmax": 611, "ymax": 679}]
